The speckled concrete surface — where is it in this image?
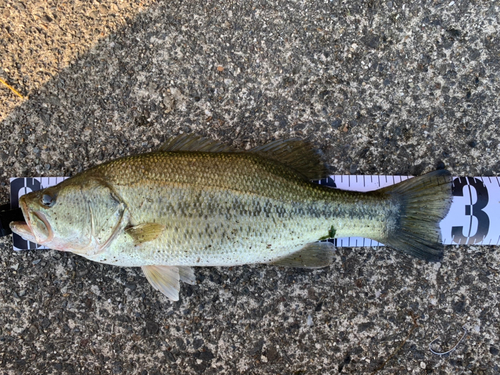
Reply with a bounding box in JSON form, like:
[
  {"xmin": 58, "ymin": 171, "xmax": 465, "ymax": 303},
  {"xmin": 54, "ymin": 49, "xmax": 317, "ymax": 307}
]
[{"xmin": 1, "ymin": 1, "xmax": 499, "ymax": 374}]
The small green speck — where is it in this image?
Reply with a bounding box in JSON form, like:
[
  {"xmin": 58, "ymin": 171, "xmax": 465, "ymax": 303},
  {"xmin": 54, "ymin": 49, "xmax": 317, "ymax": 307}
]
[{"xmin": 318, "ymin": 225, "xmax": 336, "ymax": 241}]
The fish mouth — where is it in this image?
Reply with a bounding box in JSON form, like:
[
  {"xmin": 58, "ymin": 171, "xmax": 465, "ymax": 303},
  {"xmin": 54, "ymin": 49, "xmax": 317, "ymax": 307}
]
[
  {"xmin": 9, "ymin": 199, "xmax": 53, "ymax": 244},
  {"xmin": 9, "ymin": 198, "xmax": 35, "ymax": 241},
  {"xmin": 9, "ymin": 221, "xmax": 37, "ymax": 242}
]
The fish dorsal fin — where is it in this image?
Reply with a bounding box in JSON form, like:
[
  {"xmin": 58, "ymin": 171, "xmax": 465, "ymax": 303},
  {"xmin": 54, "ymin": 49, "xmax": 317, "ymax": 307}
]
[
  {"xmin": 160, "ymin": 135, "xmax": 331, "ymax": 180},
  {"xmin": 250, "ymin": 139, "xmax": 331, "ymax": 180},
  {"xmin": 142, "ymin": 265, "xmax": 181, "ymax": 301},
  {"xmin": 159, "ymin": 134, "xmax": 237, "ymax": 153},
  {"xmin": 269, "ymin": 242, "xmax": 335, "ymax": 268}
]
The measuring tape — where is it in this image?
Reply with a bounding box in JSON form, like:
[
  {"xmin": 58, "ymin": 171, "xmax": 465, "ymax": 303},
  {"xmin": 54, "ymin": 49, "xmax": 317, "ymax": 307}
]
[{"xmin": 9, "ymin": 175, "xmax": 499, "ymax": 251}]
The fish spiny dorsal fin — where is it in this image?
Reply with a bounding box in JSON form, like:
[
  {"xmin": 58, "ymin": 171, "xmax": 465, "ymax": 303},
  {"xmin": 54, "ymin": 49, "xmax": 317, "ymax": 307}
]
[
  {"xmin": 160, "ymin": 135, "xmax": 331, "ymax": 180},
  {"xmin": 159, "ymin": 134, "xmax": 237, "ymax": 153},
  {"xmin": 250, "ymin": 139, "xmax": 332, "ymax": 180}
]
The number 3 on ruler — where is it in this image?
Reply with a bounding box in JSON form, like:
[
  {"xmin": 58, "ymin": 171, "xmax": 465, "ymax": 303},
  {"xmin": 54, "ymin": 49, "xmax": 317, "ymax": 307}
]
[{"xmin": 451, "ymin": 177, "xmax": 489, "ymax": 245}]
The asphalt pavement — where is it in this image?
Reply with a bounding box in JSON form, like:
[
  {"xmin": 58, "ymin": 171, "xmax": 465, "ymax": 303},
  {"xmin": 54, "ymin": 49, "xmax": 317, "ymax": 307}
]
[{"xmin": 0, "ymin": 1, "xmax": 499, "ymax": 374}]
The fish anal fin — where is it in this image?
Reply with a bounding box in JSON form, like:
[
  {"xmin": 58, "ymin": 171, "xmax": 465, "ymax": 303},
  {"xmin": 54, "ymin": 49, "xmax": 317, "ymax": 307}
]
[
  {"xmin": 142, "ymin": 265, "xmax": 181, "ymax": 301},
  {"xmin": 270, "ymin": 242, "xmax": 335, "ymax": 268},
  {"xmin": 250, "ymin": 139, "xmax": 331, "ymax": 180},
  {"xmin": 159, "ymin": 134, "xmax": 236, "ymax": 153},
  {"xmin": 126, "ymin": 223, "xmax": 165, "ymax": 245}
]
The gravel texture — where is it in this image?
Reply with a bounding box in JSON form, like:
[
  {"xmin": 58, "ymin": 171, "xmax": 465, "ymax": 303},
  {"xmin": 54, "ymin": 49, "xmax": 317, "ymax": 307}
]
[{"xmin": 1, "ymin": 0, "xmax": 499, "ymax": 374}]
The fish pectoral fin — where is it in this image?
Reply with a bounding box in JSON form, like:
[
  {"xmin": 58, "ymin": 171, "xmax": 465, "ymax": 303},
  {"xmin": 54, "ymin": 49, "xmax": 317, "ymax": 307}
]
[
  {"xmin": 178, "ymin": 266, "xmax": 196, "ymax": 285},
  {"xmin": 269, "ymin": 242, "xmax": 336, "ymax": 268},
  {"xmin": 126, "ymin": 223, "xmax": 165, "ymax": 245},
  {"xmin": 142, "ymin": 265, "xmax": 182, "ymax": 301}
]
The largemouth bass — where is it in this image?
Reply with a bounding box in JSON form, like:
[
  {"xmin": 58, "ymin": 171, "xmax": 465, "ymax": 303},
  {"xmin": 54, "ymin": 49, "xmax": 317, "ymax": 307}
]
[{"xmin": 11, "ymin": 135, "xmax": 452, "ymax": 301}]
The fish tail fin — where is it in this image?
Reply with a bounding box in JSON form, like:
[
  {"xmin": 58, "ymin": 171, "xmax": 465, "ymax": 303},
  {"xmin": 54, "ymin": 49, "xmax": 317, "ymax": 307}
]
[{"xmin": 377, "ymin": 170, "xmax": 452, "ymax": 262}]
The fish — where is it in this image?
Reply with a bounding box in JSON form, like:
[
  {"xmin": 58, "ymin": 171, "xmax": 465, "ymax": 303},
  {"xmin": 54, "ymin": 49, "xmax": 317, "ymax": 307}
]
[{"xmin": 10, "ymin": 135, "xmax": 453, "ymax": 301}]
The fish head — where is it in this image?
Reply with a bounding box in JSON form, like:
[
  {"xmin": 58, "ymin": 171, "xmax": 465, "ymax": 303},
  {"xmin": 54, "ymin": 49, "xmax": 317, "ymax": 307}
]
[{"xmin": 10, "ymin": 178, "xmax": 127, "ymax": 255}]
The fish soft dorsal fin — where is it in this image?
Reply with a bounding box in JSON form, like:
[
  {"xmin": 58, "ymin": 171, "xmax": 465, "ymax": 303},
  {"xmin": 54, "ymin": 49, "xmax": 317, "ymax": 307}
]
[
  {"xmin": 142, "ymin": 265, "xmax": 181, "ymax": 301},
  {"xmin": 125, "ymin": 223, "xmax": 165, "ymax": 245},
  {"xmin": 250, "ymin": 139, "xmax": 331, "ymax": 180},
  {"xmin": 159, "ymin": 134, "xmax": 237, "ymax": 153},
  {"xmin": 269, "ymin": 242, "xmax": 335, "ymax": 268}
]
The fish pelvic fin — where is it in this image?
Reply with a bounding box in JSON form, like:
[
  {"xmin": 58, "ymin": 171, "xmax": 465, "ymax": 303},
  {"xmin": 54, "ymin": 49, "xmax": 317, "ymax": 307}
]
[
  {"xmin": 378, "ymin": 170, "xmax": 452, "ymax": 262},
  {"xmin": 178, "ymin": 266, "xmax": 196, "ymax": 285},
  {"xmin": 142, "ymin": 265, "xmax": 196, "ymax": 301},
  {"xmin": 270, "ymin": 242, "xmax": 335, "ymax": 268}
]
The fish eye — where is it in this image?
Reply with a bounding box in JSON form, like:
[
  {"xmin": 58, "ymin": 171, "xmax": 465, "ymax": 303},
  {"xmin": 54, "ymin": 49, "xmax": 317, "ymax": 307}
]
[{"xmin": 41, "ymin": 194, "xmax": 56, "ymax": 207}]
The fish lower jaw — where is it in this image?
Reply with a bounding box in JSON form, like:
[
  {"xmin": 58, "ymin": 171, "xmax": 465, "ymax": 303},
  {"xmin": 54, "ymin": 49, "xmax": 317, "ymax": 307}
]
[{"xmin": 10, "ymin": 221, "xmax": 38, "ymax": 243}]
